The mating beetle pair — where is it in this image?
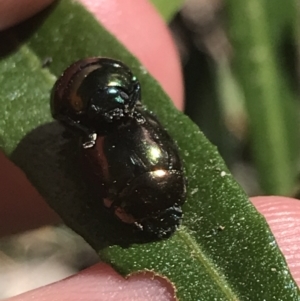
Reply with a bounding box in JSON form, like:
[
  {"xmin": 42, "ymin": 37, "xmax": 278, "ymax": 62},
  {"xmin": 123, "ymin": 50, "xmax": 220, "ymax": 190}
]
[{"xmin": 51, "ymin": 57, "xmax": 186, "ymax": 239}]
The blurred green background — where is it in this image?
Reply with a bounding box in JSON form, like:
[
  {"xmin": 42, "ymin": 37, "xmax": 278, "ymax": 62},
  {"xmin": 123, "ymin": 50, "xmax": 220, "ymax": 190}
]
[{"xmin": 166, "ymin": 0, "xmax": 300, "ymax": 197}]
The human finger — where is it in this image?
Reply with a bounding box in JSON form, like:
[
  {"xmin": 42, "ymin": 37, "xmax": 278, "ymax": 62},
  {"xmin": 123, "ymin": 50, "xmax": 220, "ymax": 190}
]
[
  {"xmin": 8, "ymin": 262, "xmax": 176, "ymax": 301},
  {"xmin": 0, "ymin": 0, "xmax": 55, "ymax": 30},
  {"xmin": 251, "ymin": 196, "xmax": 300, "ymax": 285}
]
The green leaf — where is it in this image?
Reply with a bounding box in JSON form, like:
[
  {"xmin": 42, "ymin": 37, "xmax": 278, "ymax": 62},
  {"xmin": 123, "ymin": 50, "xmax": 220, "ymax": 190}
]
[
  {"xmin": 150, "ymin": 0, "xmax": 185, "ymax": 21},
  {"xmin": 0, "ymin": 1, "xmax": 299, "ymax": 300},
  {"xmin": 226, "ymin": 0, "xmax": 300, "ymax": 195}
]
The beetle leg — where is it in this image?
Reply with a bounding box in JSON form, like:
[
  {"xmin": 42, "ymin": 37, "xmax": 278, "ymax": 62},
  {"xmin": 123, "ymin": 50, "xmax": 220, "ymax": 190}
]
[
  {"xmin": 59, "ymin": 116, "xmax": 88, "ymax": 134},
  {"xmin": 59, "ymin": 116, "xmax": 97, "ymax": 149},
  {"xmin": 82, "ymin": 132, "xmax": 97, "ymax": 149}
]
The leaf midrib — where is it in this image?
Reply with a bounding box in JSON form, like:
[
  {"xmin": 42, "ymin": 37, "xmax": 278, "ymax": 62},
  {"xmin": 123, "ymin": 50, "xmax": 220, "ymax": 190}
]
[{"xmin": 177, "ymin": 228, "xmax": 239, "ymax": 300}]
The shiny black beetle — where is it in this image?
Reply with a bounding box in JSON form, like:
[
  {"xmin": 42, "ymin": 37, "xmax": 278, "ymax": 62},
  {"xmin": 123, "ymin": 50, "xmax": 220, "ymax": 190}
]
[{"xmin": 51, "ymin": 57, "xmax": 186, "ymax": 239}]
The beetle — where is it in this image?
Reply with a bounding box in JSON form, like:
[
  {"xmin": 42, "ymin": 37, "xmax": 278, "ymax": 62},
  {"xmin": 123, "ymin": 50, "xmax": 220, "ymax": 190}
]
[{"xmin": 51, "ymin": 57, "xmax": 186, "ymax": 239}]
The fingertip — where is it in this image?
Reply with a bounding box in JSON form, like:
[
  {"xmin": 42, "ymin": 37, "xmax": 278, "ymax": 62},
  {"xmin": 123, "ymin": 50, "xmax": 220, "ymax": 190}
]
[
  {"xmin": 251, "ymin": 196, "xmax": 300, "ymax": 284},
  {"xmin": 0, "ymin": 0, "xmax": 55, "ymax": 30},
  {"xmin": 10, "ymin": 263, "xmax": 176, "ymax": 301}
]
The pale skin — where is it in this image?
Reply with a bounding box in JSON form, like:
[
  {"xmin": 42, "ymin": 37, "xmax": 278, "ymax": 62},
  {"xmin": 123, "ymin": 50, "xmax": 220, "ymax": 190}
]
[{"xmin": 0, "ymin": 0, "xmax": 300, "ymax": 300}]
